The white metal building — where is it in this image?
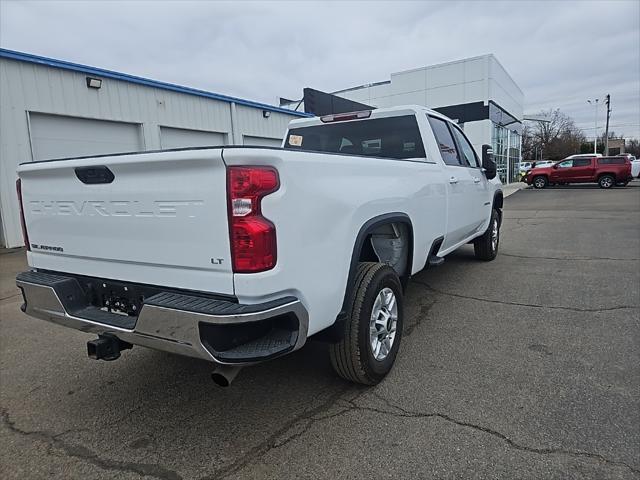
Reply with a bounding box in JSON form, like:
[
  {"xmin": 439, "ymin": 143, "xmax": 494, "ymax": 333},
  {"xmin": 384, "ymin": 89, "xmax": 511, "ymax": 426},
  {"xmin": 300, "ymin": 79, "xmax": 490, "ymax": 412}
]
[
  {"xmin": 0, "ymin": 49, "xmax": 309, "ymax": 248},
  {"xmin": 284, "ymin": 54, "xmax": 524, "ymax": 185}
]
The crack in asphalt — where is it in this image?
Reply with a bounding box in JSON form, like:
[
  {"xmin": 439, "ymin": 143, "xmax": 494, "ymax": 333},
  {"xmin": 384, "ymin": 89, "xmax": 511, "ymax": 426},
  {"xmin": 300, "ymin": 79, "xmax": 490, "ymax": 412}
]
[
  {"xmin": 201, "ymin": 386, "xmax": 358, "ymax": 480},
  {"xmin": 197, "ymin": 387, "xmax": 639, "ymax": 477},
  {"xmin": 49, "ymin": 403, "xmax": 149, "ymax": 443},
  {"xmin": 404, "ymin": 297, "xmax": 437, "ymax": 336},
  {"xmin": 506, "ymin": 218, "xmax": 544, "ymax": 232},
  {"xmin": 0, "ymin": 248, "xmax": 24, "ymax": 256},
  {"xmin": 412, "ymin": 279, "xmax": 639, "ymax": 313},
  {"xmin": 500, "ymin": 252, "xmax": 640, "ymax": 262},
  {"xmin": 1, "ymin": 408, "xmax": 182, "ymax": 480},
  {"xmin": 358, "ymin": 394, "xmax": 640, "ymax": 475},
  {"xmin": 0, "ymin": 292, "xmax": 22, "ymax": 303}
]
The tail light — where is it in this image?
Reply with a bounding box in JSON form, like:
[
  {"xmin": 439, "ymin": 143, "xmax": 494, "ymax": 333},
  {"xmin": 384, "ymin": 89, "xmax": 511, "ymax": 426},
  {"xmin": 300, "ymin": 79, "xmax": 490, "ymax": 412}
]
[
  {"xmin": 227, "ymin": 166, "xmax": 279, "ymax": 273},
  {"xmin": 16, "ymin": 178, "xmax": 30, "ymax": 250}
]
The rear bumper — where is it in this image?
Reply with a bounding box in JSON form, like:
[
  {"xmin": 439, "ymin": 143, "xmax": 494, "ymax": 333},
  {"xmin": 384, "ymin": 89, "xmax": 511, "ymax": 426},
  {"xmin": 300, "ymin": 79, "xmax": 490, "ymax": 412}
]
[{"xmin": 16, "ymin": 270, "xmax": 308, "ymax": 365}]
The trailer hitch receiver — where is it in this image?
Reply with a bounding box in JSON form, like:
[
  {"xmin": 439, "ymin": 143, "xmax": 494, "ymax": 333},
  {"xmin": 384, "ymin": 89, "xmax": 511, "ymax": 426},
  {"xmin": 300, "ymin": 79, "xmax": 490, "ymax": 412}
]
[{"xmin": 87, "ymin": 334, "xmax": 132, "ymax": 361}]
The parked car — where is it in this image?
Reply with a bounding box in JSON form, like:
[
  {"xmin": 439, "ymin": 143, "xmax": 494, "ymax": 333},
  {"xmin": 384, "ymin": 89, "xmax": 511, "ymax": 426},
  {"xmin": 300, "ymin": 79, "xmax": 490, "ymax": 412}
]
[
  {"xmin": 617, "ymin": 154, "xmax": 640, "ymax": 177},
  {"xmin": 519, "ymin": 161, "xmax": 532, "ymax": 173},
  {"xmin": 526, "ymin": 156, "xmax": 632, "ymax": 189},
  {"xmin": 15, "ymin": 105, "xmax": 503, "ymax": 386},
  {"xmin": 533, "ymin": 160, "xmax": 555, "ymax": 168}
]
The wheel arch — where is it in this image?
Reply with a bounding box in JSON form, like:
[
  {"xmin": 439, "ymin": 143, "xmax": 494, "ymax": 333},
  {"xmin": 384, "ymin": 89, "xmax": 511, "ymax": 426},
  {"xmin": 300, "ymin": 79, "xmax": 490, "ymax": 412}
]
[
  {"xmin": 493, "ymin": 190, "xmax": 504, "ymax": 224},
  {"xmin": 317, "ymin": 213, "xmax": 414, "ymax": 342},
  {"xmin": 493, "ymin": 190, "xmax": 504, "ymax": 209},
  {"xmin": 597, "ymin": 171, "xmax": 616, "ymax": 179},
  {"xmin": 532, "ymin": 174, "xmax": 549, "ymax": 188}
]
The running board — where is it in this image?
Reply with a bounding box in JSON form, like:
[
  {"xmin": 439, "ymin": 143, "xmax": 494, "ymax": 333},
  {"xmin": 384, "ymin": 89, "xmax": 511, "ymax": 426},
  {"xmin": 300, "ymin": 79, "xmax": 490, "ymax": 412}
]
[
  {"xmin": 427, "ymin": 255, "xmax": 444, "ymax": 267},
  {"xmin": 426, "ymin": 236, "xmax": 445, "ymax": 268}
]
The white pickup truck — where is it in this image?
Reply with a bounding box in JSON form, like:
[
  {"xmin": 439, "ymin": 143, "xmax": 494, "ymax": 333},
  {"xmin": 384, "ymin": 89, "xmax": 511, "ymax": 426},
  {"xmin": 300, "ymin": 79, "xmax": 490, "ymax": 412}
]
[{"xmin": 16, "ymin": 106, "xmax": 503, "ymax": 386}]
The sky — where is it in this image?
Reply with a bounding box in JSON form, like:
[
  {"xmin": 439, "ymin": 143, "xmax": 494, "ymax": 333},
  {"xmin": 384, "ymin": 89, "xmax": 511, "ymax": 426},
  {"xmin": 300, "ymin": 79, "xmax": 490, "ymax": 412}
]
[{"xmin": 1, "ymin": 0, "xmax": 639, "ymax": 139}]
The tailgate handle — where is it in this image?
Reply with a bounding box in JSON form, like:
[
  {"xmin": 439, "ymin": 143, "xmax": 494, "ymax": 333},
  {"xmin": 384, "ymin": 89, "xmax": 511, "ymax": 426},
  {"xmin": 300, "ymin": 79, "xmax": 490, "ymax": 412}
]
[{"xmin": 75, "ymin": 166, "xmax": 114, "ymax": 184}]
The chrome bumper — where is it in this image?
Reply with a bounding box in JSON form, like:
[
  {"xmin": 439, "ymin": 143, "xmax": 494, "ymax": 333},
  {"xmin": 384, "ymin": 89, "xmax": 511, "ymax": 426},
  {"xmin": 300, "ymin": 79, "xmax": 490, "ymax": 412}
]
[{"xmin": 16, "ymin": 271, "xmax": 309, "ymax": 365}]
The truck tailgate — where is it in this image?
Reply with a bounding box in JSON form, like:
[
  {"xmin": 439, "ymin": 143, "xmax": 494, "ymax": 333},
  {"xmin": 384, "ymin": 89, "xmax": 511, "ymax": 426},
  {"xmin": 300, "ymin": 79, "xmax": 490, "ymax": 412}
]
[{"xmin": 18, "ymin": 148, "xmax": 234, "ymax": 294}]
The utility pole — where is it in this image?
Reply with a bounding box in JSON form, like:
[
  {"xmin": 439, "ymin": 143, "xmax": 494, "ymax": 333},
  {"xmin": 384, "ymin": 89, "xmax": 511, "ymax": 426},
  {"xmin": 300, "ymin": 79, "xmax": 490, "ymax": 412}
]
[
  {"xmin": 604, "ymin": 94, "xmax": 611, "ymax": 155},
  {"xmin": 587, "ymin": 98, "xmax": 599, "ymax": 153}
]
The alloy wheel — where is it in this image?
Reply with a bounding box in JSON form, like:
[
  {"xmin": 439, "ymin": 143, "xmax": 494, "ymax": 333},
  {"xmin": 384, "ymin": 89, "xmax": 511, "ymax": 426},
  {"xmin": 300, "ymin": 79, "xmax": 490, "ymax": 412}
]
[{"xmin": 369, "ymin": 287, "xmax": 398, "ymax": 361}]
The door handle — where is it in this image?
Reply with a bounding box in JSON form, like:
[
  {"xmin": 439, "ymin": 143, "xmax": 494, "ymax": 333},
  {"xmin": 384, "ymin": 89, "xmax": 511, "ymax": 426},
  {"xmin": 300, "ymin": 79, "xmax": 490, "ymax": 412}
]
[
  {"xmin": 449, "ymin": 176, "xmax": 458, "ymax": 184},
  {"xmin": 473, "ymin": 177, "xmax": 481, "ymax": 183}
]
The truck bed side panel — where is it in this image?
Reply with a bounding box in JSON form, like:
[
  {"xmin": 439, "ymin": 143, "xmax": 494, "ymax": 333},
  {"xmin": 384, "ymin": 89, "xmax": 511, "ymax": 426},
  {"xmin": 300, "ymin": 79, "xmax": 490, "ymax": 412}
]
[{"xmin": 223, "ymin": 148, "xmax": 447, "ymax": 335}]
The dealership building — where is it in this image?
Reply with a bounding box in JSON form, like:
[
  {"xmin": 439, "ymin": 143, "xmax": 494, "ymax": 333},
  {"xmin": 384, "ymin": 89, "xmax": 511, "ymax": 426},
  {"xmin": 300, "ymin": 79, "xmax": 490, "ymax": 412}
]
[
  {"xmin": 0, "ymin": 49, "xmax": 308, "ymax": 248},
  {"xmin": 282, "ymin": 54, "xmax": 524, "ymax": 186},
  {"xmin": 0, "ymin": 50, "xmax": 523, "ymax": 249}
]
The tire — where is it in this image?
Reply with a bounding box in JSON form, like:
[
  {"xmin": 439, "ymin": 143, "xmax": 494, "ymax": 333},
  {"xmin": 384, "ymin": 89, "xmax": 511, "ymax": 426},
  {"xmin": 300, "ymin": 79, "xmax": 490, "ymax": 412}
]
[
  {"xmin": 329, "ymin": 262, "xmax": 404, "ymax": 385},
  {"xmin": 598, "ymin": 174, "xmax": 615, "ymax": 189},
  {"xmin": 533, "ymin": 176, "xmax": 548, "ymax": 189},
  {"xmin": 474, "ymin": 209, "xmax": 500, "ymax": 261}
]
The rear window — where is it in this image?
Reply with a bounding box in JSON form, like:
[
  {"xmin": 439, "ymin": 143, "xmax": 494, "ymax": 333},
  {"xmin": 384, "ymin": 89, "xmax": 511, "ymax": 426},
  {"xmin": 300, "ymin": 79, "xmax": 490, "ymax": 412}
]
[
  {"xmin": 284, "ymin": 115, "xmax": 426, "ymax": 160},
  {"xmin": 598, "ymin": 157, "xmax": 626, "ymax": 165}
]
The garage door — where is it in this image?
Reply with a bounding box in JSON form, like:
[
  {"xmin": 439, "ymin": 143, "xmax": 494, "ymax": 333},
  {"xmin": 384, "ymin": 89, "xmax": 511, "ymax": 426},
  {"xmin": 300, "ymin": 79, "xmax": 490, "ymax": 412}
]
[
  {"xmin": 160, "ymin": 126, "xmax": 226, "ymax": 149},
  {"xmin": 29, "ymin": 113, "xmax": 143, "ymax": 161},
  {"xmin": 242, "ymin": 135, "xmax": 282, "ymax": 147}
]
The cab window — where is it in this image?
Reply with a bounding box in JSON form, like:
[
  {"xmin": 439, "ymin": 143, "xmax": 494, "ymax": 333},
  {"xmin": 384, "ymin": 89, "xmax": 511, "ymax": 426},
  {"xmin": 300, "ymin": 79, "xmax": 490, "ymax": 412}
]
[
  {"xmin": 427, "ymin": 116, "xmax": 460, "ymax": 166},
  {"xmin": 450, "ymin": 125, "xmax": 480, "ymax": 168},
  {"xmin": 557, "ymin": 160, "xmax": 572, "ymax": 168}
]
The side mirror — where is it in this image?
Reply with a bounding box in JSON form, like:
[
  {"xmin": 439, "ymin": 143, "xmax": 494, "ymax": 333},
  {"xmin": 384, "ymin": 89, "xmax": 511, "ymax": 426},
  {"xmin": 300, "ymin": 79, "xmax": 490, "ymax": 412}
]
[
  {"xmin": 482, "ymin": 145, "xmax": 497, "ymax": 180},
  {"xmin": 552, "ymin": 164, "xmax": 558, "ymax": 169}
]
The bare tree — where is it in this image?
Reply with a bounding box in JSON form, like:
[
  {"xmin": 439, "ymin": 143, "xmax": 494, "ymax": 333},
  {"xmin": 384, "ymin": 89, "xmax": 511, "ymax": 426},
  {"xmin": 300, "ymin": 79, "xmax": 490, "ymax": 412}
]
[
  {"xmin": 523, "ymin": 109, "xmax": 586, "ymax": 160},
  {"xmin": 626, "ymin": 139, "xmax": 640, "ymax": 157}
]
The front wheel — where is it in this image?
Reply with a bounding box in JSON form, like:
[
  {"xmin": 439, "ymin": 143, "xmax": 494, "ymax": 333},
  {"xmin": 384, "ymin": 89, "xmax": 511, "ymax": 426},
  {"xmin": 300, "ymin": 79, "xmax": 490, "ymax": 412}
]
[
  {"xmin": 474, "ymin": 209, "xmax": 500, "ymax": 261},
  {"xmin": 533, "ymin": 176, "xmax": 548, "ymax": 189},
  {"xmin": 329, "ymin": 262, "xmax": 404, "ymax": 385}
]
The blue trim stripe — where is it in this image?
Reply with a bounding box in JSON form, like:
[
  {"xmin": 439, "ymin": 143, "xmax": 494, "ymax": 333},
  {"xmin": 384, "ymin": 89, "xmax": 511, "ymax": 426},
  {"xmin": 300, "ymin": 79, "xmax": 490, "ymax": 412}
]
[{"xmin": 0, "ymin": 48, "xmax": 311, "ymax": 117}]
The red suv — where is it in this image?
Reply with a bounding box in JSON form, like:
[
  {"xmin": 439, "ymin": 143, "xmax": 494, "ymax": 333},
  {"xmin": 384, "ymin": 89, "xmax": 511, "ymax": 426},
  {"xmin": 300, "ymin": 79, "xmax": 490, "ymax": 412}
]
[{"xmin": 526, "ymin": 156, "xmax": 633, "ymax": 189}]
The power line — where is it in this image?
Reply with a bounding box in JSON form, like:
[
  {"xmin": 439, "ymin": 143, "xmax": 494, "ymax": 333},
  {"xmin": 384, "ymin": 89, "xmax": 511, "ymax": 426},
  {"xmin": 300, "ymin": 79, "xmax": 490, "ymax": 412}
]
[{"xmin": 581, "ymin": 123, "xmax": 640, "ymax": 131}]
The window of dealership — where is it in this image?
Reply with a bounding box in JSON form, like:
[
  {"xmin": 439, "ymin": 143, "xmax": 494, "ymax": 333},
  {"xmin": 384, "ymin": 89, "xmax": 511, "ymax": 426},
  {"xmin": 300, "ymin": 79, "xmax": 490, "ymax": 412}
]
[{"xmin": 492, "ymin": 124, "xmax": 522, "ymax": 183}]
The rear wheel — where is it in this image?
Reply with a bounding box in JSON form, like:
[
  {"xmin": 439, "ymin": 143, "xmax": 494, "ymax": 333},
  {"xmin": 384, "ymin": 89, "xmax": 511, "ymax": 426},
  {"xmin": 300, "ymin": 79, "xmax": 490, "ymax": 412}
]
[
  {"xmin": 329, "ymin": 262, "xmax": 404, "ymax": 385},
  {"xmin": 474, "ymin": 208, "xmax": 500, "ymax": 261},
  {"xmin": 598, "ymin": 175, "xmax": 614, "ymax": 189},
  {"xmin": 533, "ymin": 176, "xmax": 548, "ymax": 189}
]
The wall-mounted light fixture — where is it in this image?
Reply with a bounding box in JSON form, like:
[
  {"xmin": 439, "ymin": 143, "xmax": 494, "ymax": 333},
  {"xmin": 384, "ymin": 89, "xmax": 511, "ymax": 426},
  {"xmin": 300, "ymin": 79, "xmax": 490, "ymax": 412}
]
[
  {"xmin": 262, "ymin": 110, "xmax": 271, "ymax": 118},
  {"xmin": 86, "ymin": 77, "xmax": 102, "ymax": 89}
]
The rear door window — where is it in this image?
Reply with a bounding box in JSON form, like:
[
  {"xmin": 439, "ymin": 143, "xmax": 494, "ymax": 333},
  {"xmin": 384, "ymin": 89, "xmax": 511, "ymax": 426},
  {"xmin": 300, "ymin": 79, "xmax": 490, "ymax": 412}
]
[
  {"xmin": 427, "ymin": 116, "xmax": 461, "ymax": 166},
  {"xmin": 450, "ymin": 125, "xmax": 480, "ymax": 168},
  {"xmin": 284, "ymin": 115, "xmax": 426, "ymax": 160},
  {"xmin": 572, "ymin": 159, "xmax": 592, "ymax": 167}
]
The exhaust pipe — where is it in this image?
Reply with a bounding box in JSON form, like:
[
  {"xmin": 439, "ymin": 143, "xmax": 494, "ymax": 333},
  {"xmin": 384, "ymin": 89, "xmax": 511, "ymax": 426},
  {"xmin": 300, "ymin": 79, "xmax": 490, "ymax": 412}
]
[{"xmin": 211, "ymin": 365, "xmax": 242, "ymax": 387}]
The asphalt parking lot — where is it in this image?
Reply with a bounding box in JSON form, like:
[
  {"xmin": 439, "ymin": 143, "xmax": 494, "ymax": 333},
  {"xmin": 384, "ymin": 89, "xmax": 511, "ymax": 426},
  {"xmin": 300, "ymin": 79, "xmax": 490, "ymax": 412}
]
[{"xmin": 1, "ymin": 182, "xmax": 639, "ymax": 479}]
